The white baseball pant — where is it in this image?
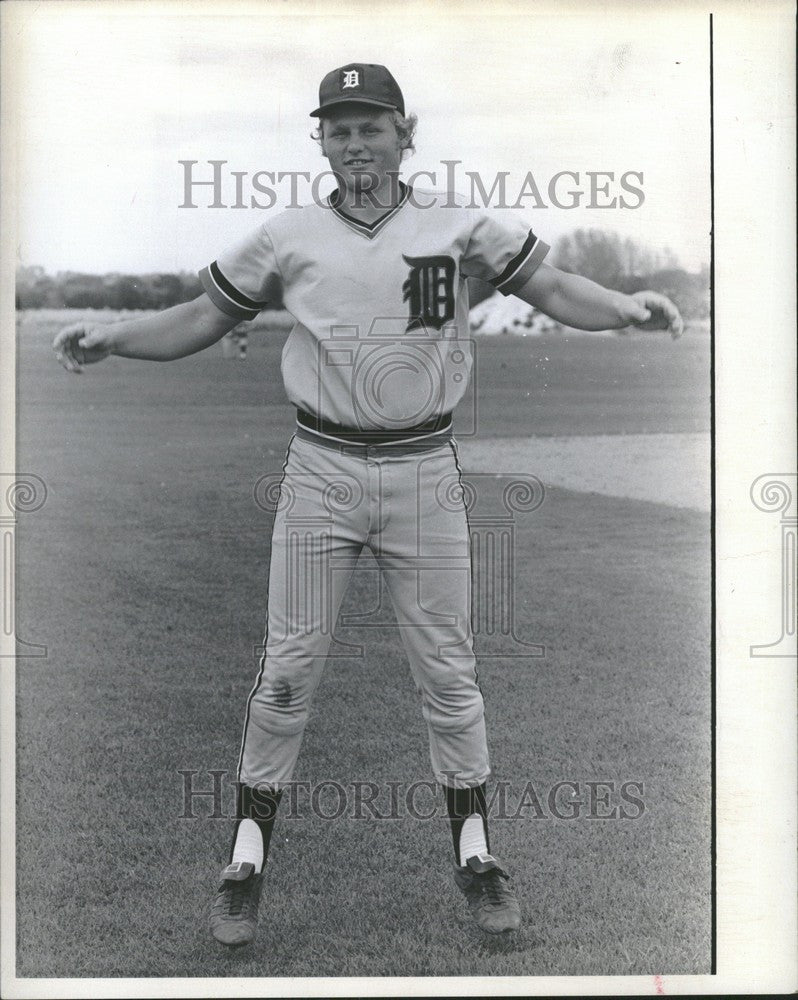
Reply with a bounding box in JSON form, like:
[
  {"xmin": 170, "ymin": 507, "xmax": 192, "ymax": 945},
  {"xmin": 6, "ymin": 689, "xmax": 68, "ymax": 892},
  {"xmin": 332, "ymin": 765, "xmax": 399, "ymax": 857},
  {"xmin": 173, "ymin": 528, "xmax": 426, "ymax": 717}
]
[{"xmin": 237, "ymin": 429, "xmax": 490, "ymax": 791}]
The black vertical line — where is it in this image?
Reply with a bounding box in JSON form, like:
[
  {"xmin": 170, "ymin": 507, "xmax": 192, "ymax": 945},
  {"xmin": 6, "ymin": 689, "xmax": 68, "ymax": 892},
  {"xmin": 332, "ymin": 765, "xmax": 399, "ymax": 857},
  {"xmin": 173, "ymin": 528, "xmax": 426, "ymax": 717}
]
[
  {"xmin": 709, "ymin": 10, "xmax": 717, "ymax": 977},
  {"xmin": 236, "ymin": 434, "xmax": 295, "ymax": 783}
]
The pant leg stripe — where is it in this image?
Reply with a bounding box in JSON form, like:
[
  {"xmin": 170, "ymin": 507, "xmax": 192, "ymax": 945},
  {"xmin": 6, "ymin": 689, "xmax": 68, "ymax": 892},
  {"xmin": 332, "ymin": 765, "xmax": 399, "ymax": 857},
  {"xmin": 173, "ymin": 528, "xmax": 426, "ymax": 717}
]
[
  {"xmin": 448, "ymin": 438, "xmax": 484, "ymax": 699},
  {"xmin": 236, "ymin": 434, "xmax": 296, "ymax": 784}
]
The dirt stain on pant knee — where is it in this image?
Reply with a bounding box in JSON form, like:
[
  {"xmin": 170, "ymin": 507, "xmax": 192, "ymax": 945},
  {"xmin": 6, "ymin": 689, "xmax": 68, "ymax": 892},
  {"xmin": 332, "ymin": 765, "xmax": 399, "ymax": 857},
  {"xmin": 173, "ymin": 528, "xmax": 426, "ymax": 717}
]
[{"xmin": 273, "ymin": 679, "xmax": 293, "ymax": 707}]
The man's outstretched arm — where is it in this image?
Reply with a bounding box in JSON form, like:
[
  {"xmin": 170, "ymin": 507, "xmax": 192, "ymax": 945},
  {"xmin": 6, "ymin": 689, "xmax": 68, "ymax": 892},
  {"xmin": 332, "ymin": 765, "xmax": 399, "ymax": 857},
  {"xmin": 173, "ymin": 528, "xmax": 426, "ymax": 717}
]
[
  {"xmin": 514, "ymin": 262, "xmax": 684, "ymax": 338},
  {"xmin": 53, "ymin": 293, "xmax": 240, "ymax": 373}
]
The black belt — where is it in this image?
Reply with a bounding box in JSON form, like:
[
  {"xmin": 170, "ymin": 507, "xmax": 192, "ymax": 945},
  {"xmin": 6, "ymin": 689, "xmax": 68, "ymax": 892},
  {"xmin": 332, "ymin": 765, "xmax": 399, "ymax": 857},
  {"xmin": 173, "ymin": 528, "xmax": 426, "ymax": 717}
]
[{"xmin": 296, "ymin": 408, "xmax": 453, "ymax": 447}]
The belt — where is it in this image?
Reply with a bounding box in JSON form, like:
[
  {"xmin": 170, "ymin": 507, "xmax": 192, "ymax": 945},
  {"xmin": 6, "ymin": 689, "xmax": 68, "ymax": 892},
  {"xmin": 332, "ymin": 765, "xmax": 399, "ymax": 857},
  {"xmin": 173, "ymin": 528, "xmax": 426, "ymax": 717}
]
[{"xmin": 295, "ymin": 408, "xmax": 453, "ymax": 450}]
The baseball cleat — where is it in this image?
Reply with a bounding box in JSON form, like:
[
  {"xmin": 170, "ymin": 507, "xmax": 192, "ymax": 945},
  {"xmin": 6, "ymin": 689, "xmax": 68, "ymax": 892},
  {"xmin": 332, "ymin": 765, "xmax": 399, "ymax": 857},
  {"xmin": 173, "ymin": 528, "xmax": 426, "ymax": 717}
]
[
  {"xmin": 453, "ymin": 854, "xmax": 522, "ymax": 934},
  {"xmin": 209, "ymin": 861, "xmax": 264, "ymax": 947}
]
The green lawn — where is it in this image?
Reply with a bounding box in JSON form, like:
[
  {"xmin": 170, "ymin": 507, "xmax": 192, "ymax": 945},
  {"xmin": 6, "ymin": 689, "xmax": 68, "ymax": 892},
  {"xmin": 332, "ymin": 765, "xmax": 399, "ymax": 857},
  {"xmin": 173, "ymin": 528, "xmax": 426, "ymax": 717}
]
[{"xmin": 14, "ymin": 311, "xmax": 711, "ymax": 978}]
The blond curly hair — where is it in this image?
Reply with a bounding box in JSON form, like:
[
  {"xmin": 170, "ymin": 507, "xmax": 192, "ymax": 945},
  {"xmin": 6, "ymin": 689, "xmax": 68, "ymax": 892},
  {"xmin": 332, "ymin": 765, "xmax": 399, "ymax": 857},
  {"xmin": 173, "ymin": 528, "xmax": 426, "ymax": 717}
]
[{"xmin": 311, "ymin": 110, "xmax": 418, "ymax": 159}]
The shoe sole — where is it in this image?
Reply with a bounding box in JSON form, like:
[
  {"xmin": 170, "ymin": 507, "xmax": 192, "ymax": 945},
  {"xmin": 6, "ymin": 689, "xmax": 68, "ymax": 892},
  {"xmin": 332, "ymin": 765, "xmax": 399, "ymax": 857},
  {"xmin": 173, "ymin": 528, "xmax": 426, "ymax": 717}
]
[
  {"xmin": 210, "ymin": 923, "xmax": 256, "ymax": 947},
  {"xmin": 479, "ymin": 918, "xmax": 522, "ymax": 934}
]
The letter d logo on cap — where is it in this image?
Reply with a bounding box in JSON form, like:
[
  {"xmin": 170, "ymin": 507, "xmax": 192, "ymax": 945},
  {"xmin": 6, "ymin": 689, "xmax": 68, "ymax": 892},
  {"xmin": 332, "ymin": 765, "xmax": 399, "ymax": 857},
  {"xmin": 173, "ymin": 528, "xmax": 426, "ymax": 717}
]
[{"xmin": 341, "ymin": 68, "xmax": 361, "ymax": 90}]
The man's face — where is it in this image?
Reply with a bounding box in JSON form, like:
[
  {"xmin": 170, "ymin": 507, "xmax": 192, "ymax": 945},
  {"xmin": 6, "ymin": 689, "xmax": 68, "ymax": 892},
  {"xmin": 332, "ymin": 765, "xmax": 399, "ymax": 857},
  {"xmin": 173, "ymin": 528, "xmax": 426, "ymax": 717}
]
[{"xmin": 319, "ymin": 107, "xmax": 404, "ymax": 193}]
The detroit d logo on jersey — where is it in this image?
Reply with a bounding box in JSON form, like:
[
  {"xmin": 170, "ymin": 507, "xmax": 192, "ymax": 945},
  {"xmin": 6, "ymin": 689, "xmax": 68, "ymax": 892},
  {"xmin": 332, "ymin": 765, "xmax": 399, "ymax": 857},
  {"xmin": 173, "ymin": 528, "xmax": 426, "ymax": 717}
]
[{"xmin": 402, "ymin": 255, "xmax": 456, "ymax": 332}]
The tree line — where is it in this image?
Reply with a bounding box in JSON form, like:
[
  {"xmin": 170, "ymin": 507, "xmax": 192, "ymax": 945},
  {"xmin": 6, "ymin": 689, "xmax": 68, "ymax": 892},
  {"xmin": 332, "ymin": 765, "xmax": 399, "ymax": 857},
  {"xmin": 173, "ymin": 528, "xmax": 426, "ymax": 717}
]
[
  {"xmin": 469, "ymin": 229, "xmax": 709, "ymax": 319},
  {"xmin": 553, "ymin": 229, "xmax": 709, "ymax": 319},
  {"xmin": 15, "ymin": 268, "xmax": 206, "ymax": 311},
  {"xmin": 16, "ymin": 230, "xmax": 709, "ymax": 319}
]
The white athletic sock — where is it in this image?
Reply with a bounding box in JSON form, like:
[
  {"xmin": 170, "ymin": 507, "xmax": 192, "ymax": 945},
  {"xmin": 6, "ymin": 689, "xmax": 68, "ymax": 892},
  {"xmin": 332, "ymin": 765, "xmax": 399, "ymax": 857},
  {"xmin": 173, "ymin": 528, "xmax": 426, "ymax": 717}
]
[
  {"xmin": 231, "ymin": 818, "xmax": 264, "ymax": 873},
  {"xmin": 458, "ymin": 813, "xmax": 489, "ymax": 866}
]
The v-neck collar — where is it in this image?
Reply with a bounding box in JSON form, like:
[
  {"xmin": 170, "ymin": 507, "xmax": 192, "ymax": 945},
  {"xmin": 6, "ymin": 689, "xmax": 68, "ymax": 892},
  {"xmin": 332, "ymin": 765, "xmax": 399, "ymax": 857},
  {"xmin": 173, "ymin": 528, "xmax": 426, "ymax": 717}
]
[{"xmin": 328, "ymin": 182, "xmax": 412, "ymax": 240}]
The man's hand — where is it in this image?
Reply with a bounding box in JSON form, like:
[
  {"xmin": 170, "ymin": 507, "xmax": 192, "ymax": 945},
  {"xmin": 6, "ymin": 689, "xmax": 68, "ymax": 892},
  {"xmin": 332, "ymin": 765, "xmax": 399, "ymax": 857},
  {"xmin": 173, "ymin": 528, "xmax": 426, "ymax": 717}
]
[
  {"xmin": 628, "ymin": 291, "xmax": 684, "ymax": 339},
  {"xmin": 53, "ymin": 323, "xmax": 111, "ymax": 374},
  {"xmin": 53, "ymin": 296, "xmax": 239, "ymax": 368},
  {"xmin": 515, "ymin": 264, "xmax": 684, "ymax": 338}
]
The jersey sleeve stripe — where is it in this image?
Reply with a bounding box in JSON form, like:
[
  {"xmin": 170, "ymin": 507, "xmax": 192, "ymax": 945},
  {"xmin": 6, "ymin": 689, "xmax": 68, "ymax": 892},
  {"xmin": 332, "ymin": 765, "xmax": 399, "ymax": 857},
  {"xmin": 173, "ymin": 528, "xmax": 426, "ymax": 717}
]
[
  {"xmin": 489, "ymin": 231, "xmax": 550, "ymax": 295},
  {"xmin": 497, "ymin": 238, "xmax": 550, "ymax": 296},
  {"xmin": 199, "ymin": 262, "xmax": 264, "ymax": 320}
]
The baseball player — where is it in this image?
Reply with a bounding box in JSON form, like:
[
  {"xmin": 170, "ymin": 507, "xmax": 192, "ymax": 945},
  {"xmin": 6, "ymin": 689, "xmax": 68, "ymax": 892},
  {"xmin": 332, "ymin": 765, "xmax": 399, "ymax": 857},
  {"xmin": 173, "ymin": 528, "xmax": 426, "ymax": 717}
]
[
  {"xmin": 225, "ymin": 327, "xmax": 248, "ymax": 359},
  {"xmin": 53, "ymin": 62, "xmax": 682, "ymax": 948}
]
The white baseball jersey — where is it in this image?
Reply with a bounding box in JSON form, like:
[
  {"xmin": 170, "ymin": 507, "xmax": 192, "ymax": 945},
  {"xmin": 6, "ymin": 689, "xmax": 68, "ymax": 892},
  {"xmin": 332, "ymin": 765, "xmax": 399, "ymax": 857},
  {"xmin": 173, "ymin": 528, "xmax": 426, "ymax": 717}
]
[{"xmin": 200, "ymin": 185, "xmax": 549, "ymax": 429}]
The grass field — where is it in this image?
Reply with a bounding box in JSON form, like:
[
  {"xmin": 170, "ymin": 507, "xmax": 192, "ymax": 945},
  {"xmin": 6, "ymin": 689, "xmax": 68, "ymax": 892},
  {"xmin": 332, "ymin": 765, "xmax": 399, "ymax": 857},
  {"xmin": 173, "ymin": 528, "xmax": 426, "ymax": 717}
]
[{"xmin": 14, "ymin": 310, "xmax": 712, "ymax": 980}]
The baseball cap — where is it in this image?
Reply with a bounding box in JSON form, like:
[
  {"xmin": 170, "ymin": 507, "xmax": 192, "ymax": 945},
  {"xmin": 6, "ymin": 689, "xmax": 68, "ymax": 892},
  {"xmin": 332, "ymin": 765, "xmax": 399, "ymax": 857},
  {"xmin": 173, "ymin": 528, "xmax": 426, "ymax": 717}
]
[{"xmin": 310, "ymin": 63, "xmax": 405, "ymax": 117}]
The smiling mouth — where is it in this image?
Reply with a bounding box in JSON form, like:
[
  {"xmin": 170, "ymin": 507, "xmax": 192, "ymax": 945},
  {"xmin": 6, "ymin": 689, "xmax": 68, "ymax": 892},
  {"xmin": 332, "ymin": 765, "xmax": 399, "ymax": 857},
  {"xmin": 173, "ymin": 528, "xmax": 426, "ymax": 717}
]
[{"xmin": 345, "ymin": 159, "xmax": 373, "ymax": 167}]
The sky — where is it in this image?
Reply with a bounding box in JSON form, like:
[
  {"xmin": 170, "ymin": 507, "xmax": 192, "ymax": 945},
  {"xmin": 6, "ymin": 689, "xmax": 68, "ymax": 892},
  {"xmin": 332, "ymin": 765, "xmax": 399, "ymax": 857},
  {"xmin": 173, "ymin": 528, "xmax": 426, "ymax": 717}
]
[{"xmin": 11, "ymin": 1, "xmax": 712, "ymax": 275}]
